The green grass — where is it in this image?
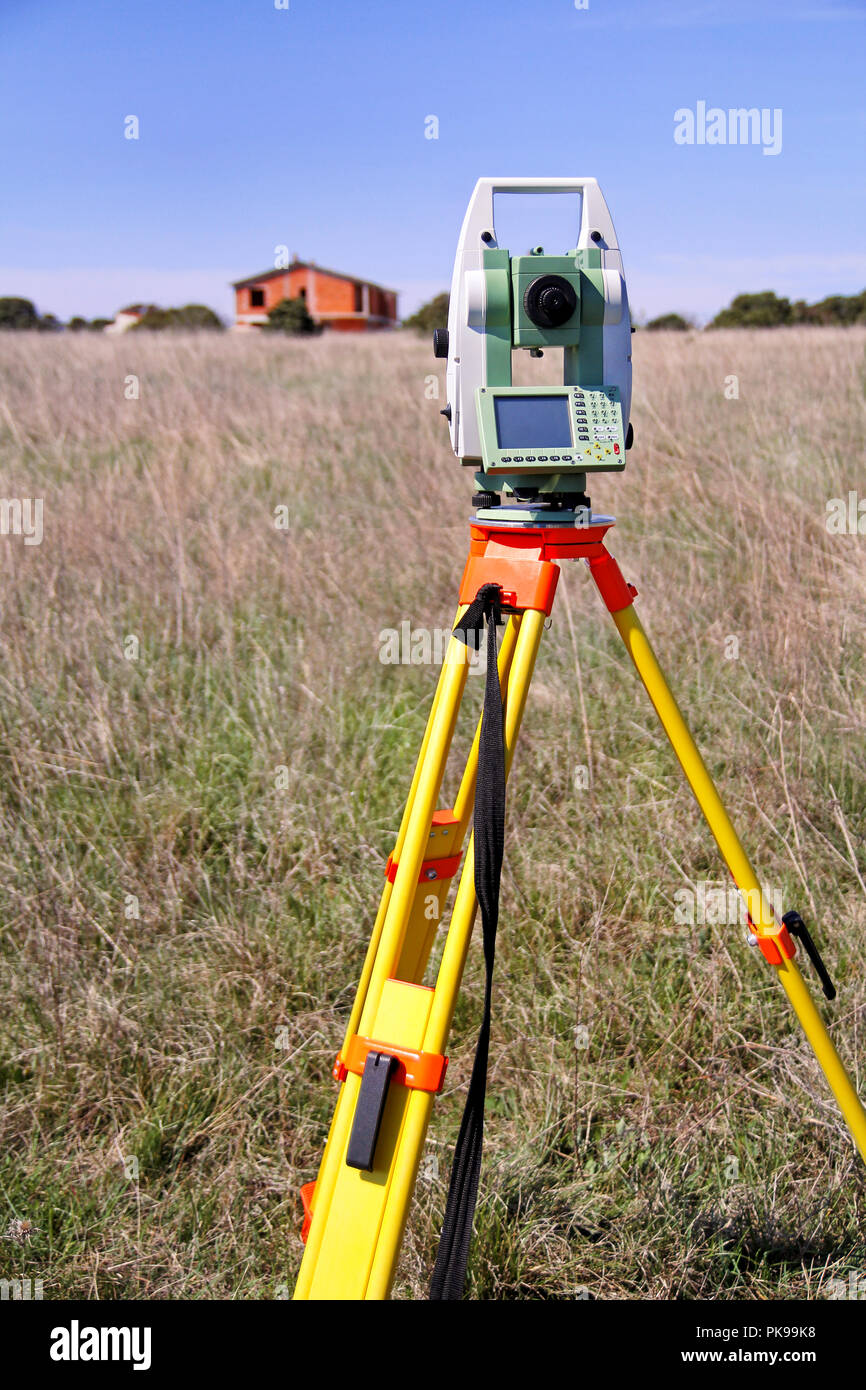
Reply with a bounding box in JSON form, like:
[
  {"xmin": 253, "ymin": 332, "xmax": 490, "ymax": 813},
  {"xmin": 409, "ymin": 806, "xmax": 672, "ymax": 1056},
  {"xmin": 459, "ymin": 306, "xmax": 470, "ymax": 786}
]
[{"xmin": 0, "ymin": 326, "xmax": 865, "ymax": 1299}]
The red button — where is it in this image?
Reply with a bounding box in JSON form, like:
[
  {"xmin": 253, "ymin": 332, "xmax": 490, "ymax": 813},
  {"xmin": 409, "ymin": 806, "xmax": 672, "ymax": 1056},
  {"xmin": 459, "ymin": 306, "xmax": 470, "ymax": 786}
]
[{"xmin": 614, "ymin": 444, "xmax": 620, "ymax": 454}]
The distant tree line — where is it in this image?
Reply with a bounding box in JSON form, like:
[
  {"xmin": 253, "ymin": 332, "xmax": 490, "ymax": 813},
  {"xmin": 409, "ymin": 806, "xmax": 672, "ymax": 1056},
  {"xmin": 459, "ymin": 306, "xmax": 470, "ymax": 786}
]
[
  {"xmin": 6, "ymin": 287, "xmax": 865, "ymax": 337},
  {"xmin": 0, "ymin": 298, "xmax": 81, "ymax": 332},
  {"xmin": 709, "ymin": 289, "xmax": 866, "ymax": 328},
  {"xmin": 0, "ymin": 297, "xmax": 224, "ymax": 331},
  {"xmin": 644, "ymin": 312, "xmax": 694, "ymax": 332},
  {"xmin": 644, "ymin": 290, "xmax": 866, "ymax": 330},
  {"xmin": 69, "ymin": 316, "xmax": 114, "ymax": 331}
]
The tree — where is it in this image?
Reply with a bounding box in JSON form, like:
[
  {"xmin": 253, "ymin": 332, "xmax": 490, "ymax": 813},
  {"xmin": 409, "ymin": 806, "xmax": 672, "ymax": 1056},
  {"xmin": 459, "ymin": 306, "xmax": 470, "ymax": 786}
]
[
  {"xmin": 132, "ymin": 303, "xmax": 224, "ymax": 331},
  {"xmin": 167, "ymin": 303, "xmax": 223, "ymax": 330},
  {"xmin": 130, "ymin": 308, "xmax": 170, "ymax": 330},
  {"xmin": 403, "ymin": 292, "xmax": 449, "ymax": 333},
  {"xmin": 645, "ymin": 312, "xmax": 693, "ymax": 332},
  {"xmin": 37, "ymin": 314, "xmax": 63, "ymax": 333},
  {"xmin": 0, "ymin": 297, "xmax": 39, "ymax": 330},
  {"xmin": 68, "ymin": 316, "xmax": 90, "ymax": 332},
  {"xmin": 791, "ymin": 291, "xmax": 866, "ymax": 326},
  {"xmin": 264, "ymin": 297, "xmax": 318, "ymax": 335},
  {"xmin": 710, "ymin": 291, "xmax": 792, "ymax": 328},
  {"xmin": 88, "ymin": 318, "xmax": 113, "ymax": 332}
]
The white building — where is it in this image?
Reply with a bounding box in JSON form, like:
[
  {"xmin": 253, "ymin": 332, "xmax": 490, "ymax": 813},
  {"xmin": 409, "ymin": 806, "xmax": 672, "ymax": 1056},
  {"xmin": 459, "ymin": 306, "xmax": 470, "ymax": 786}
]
[{"xmin": 105, "ymin": 304, "xmax": 155, "ymax": 334}]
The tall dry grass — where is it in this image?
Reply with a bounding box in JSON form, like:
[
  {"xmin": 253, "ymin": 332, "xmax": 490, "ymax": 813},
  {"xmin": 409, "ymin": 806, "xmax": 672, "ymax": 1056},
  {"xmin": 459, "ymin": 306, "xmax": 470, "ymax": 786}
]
[{"xmin": 0, "ymin": 326, "xmax": 865, "ymax": 1299}]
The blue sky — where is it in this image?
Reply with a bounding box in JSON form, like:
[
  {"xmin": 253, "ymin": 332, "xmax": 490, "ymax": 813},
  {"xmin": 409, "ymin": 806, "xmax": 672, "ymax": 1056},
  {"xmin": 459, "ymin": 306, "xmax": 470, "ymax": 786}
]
[{"xmin": 1, "ymin": 0, "xmax": 864, "ymax": 324}]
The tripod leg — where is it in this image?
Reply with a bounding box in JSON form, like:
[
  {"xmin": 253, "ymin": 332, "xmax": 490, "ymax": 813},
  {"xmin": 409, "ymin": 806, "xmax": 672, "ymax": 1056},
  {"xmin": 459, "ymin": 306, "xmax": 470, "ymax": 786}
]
[
  {"xmin": 302, "ymin": 615, "xmax": 520, "ymax": 1223},
  {"xmin": 294, "ymin": 620, "xmax": 474, "ymax": 1299},
  {"xmin": 338, "ymin": 613, "xmax": 520, "ymax": 1047},
  {"xmin": 365, "ymin": 607, "xmax": 548, "ymax": 1296},
  {"xmin": 590, "ymin": 558, "xmax": 866, "ymax": 1163},
  {"xmin": 294, "ymin": 612, "xmax": 535, "ymax": 1299}
]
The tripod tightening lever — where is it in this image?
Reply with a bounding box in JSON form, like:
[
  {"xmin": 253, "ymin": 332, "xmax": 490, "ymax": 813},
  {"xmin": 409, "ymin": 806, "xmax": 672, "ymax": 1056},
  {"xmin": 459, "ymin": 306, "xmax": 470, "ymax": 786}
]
[{"xmin": 782, "ymin": 910, "xmax": 837, "ymax": 1001}]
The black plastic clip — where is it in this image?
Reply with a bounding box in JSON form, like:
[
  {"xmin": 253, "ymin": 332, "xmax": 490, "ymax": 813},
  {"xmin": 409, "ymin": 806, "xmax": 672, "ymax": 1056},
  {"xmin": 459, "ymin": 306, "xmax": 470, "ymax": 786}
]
[
  {"xmin": 782, "ymin": 910, "xmax": 837, "ymax": 1001},
  {"xmin": 346, "ymin": 1051, "xmax": 397, "ymax": 1172}
]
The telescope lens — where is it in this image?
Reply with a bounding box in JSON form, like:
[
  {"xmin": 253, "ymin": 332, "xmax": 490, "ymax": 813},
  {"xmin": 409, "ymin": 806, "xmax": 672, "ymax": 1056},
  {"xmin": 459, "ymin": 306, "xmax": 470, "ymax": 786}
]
[{"xmin": 523, "ymin": 275, "xmax": 577, "ymax": 328}]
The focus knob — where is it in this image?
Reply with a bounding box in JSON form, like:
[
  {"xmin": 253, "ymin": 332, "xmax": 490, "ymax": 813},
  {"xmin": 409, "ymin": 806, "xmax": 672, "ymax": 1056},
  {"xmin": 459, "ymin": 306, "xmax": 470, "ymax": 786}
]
[{"xmin": 432, "ymin": 328, "xmax": 449, "ymax": 358}]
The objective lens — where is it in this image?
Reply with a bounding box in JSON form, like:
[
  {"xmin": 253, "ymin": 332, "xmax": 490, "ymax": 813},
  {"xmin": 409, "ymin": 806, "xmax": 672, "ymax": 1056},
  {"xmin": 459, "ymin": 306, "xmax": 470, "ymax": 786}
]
[{"xmin": 523, "ymin": 275, "xmax": 577, "ymax": 328}]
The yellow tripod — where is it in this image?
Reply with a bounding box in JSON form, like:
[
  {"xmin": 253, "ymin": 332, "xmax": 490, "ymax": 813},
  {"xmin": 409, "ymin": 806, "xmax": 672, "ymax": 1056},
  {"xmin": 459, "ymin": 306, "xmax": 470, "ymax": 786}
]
[{"xmin": 294, "ymin": 515, "xmax": 866, "ymax": 1301}]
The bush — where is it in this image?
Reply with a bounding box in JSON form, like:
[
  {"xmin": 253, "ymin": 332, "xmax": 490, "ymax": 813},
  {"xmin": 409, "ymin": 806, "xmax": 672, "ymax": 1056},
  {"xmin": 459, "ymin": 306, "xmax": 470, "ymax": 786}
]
[
  {"xmin": 403, "ymin": 292, "xmax": 449, "ymax": 333},
  {"xmin": 131, "ymin": 308, "xmax": 170, "ymax": 330},
  {"xmin": 170, "ymin": 304, "xmax": 224, "ymax": 331},
  {"xmin": 132, "ymin": 304, "xmax": 224, "ymax": 332},
  {"xmin": 0, "ymin": 297, "xmax": 39, "ymax": 331},
  {"xmin": 791, "ymin": 291, "xmax": 866, "ymax": 326},
  {"xmin": 645, "ymin": 313, "xmax": 693, "ymax": 332},
  {"xmin": 710, "ymin": 291, "xmax": 792, "ymax": 328},
  {"xmin": 264, "ymin": 297, "xmax": 318, "ymax": 335}
]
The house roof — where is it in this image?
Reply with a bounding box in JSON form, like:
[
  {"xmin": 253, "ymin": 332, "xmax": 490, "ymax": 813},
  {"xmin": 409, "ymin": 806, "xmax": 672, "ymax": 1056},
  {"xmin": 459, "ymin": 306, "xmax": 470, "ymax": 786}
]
[{"xmin": 231, "ymin": 260, "xmax": 397, "ymax": 295}]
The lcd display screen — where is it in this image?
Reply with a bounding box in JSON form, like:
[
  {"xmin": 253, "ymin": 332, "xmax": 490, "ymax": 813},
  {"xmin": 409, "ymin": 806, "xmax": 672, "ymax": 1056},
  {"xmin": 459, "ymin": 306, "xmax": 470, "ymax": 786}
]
[{"xmin": 493, "ymin": 395, "xmax": 572, "ymax": 449}]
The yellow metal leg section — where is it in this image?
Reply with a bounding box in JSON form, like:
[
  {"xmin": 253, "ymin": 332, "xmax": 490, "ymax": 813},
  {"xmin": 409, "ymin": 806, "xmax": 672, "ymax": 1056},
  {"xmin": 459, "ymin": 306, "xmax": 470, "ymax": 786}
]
[
  {"xmin": 610, "ymin": 601, "xmax": 866, "ymax": 1163},
  {"xmin": 338, "ymin": 612, "xmax": 470, "ymax": 1056},
  {"xmin": 426, "ymin": 609, "xmax": 547, "ymax": 1052},
  {"xmin": 295, "ymin": 609, "xmax": 546, "ymax": 1298},
  {"xmin": 395, "ymin": 616, "xmax": 520, "ymax": 984},
  {"xmin": 297, "ymin": 617, "xmax": 520, "ymax": 1281},
  {"xmin": 295, "ymin": 614, "xmax": 534, "ymax": 1298},
  {"xmin": 297, "ymin": 979, "xmax": 435, "ymax": 1300},
  {"xmin": 295, "ymin": 626, "xmax": 471, "ymax": 1300},
  {"xmin": 366, "ymin": 610, "xmax": 549, "ymax": 1295}
]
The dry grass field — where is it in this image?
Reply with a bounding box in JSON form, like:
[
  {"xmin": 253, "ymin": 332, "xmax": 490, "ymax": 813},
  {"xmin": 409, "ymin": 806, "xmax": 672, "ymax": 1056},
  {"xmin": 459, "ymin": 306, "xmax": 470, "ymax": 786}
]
[{"xmin": 1, "ymin": 325, "xmax": 865, "ymax": 1300}]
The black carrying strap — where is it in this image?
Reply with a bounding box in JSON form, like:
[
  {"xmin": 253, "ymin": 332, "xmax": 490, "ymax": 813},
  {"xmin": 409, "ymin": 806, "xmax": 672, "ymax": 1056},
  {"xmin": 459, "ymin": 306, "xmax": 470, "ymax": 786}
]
[{"xmin": 430, "ymin": 583, "xmax": 506, "ymax": 1301}]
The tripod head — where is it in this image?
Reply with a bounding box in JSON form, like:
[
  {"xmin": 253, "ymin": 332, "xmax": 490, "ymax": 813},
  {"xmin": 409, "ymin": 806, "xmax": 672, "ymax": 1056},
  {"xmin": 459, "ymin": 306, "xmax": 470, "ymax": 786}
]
[{"xmin": 434, "ymin": 178, "xmax": 633, "ymax": 524}]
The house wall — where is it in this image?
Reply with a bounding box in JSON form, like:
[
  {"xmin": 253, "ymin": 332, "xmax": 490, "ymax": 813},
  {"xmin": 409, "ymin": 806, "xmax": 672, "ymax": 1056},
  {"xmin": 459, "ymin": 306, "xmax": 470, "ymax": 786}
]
[
  {"xmin": 368, "ymin": 286, "xmax": 398, "ymax": 320},
  {"xmin": 309, "ymin": 270, "xmax": 358, "ymax": 315}
]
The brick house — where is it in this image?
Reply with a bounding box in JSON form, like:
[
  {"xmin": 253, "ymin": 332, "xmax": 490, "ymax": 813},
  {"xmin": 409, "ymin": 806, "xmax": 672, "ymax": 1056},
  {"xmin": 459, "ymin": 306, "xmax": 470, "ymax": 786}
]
[{"xmin": 232, "ymin": 260, "xmax": 398, "ymax": 332}]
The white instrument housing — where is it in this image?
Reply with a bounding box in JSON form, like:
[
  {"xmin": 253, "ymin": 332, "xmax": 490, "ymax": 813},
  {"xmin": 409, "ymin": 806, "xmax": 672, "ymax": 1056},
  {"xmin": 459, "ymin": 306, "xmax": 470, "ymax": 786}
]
[{"xmin": 444, "ymin": 178, "xmax": 632, "ymax": 464}]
